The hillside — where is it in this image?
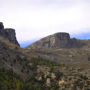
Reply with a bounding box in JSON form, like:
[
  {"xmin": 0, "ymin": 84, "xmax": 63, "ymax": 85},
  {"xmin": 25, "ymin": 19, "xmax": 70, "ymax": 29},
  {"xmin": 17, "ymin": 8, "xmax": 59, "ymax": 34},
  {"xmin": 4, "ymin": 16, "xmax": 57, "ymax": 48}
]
[
  {"xmin": 26, "ymin": 32, "xmax": 90, "ymax": 68},
  {"xmin": 25, "ymin": 32, "xmax": 90, "ymax": 90},
  {"xmin": 0, "ymin": 23, "xmax": 90, "ymax": 90}
]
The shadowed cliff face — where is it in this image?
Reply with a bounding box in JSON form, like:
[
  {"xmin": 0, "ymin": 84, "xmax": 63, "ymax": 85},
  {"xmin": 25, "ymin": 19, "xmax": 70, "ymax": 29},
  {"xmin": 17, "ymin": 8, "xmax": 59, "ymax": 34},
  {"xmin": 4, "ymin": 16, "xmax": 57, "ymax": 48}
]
[
  {"xmin": 0, "ymin": 22, "xmax": 4, "ymax": 29},
  {"xmin": 29, "ymin": 32, "xmax": 84, "ymax": 49},
  {"xmin": 51, "ymin": 33, "xmax": 70, "ymax": 48},
  {"xmin": 0, "ymin": 22, "xmax": 20, "ymax": 46}
]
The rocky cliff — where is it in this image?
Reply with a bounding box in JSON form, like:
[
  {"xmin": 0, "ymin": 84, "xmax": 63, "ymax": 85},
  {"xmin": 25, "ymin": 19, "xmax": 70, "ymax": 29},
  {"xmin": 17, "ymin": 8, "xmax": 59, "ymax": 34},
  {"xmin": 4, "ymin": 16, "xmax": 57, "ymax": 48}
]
[
  {"xmin": 29, "ymin": 32, "xmax": 84, "ymax": 49},
  {"xmin": 0, "ymin": 22, "xmax": 20, "ymax": 46}
]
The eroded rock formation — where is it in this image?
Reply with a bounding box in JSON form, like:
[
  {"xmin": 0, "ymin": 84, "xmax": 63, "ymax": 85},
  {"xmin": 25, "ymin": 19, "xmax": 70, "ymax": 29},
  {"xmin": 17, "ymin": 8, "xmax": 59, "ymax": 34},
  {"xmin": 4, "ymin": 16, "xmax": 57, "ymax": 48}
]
[
  {"xmin": 29, "ymin": 32, "xmax": 84, "ymax": 48},
  {"xmin": 0, "ymin": 22, "xmax": 20, "ymax": 46}
]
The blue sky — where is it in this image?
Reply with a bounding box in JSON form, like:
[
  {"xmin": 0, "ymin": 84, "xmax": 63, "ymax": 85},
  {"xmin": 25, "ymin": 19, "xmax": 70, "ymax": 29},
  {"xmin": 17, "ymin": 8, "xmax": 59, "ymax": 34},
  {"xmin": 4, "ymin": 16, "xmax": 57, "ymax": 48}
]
[
  {"xmin": 0, "ymin": 0, "xmax": 90, "ymax": 47},
  {"xmin": 71, "ymin": 32, "xmax": 90, "ymax": 40}
]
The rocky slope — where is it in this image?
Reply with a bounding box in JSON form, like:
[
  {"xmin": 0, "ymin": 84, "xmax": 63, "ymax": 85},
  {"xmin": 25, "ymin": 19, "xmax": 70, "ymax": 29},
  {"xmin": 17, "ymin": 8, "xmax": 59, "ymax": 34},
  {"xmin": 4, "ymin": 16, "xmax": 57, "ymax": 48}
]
[
  {"xmin": 26, "ymin": 32, "xmax": 90, "ymax": 68},
  {"xmin": 0, "ymin": 23, "xmax": 90, "ymax": 90},
  {"xmin": 0, "ymin": 38, "xmax": 90, "ymax": 90}
]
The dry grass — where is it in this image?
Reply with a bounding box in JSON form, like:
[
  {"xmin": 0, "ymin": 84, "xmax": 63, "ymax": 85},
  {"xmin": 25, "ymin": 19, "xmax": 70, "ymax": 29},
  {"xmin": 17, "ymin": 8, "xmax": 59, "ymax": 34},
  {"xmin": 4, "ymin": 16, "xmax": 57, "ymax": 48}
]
[{"xmin": 0, "ymin": 36, "xmax": 19, "ymax": 49}]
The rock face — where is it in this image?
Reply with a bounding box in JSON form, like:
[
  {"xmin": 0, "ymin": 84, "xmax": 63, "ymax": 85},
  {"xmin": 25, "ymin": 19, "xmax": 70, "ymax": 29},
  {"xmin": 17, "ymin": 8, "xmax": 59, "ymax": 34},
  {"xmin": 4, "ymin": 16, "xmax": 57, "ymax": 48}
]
[
  {"xmin": 29, "ymin": 32, "xmax": 84, "ymax": 48},
  {"xmin": 0, "ymin": 22, "xmax": 20, "ymax": 46},
  {"xmin": 0, "ymin": 22, "xmax": 4, "ymax": 29},
  {"xmin": 50, "ymin": 33, "xmax": 70, "ymax": 48}
]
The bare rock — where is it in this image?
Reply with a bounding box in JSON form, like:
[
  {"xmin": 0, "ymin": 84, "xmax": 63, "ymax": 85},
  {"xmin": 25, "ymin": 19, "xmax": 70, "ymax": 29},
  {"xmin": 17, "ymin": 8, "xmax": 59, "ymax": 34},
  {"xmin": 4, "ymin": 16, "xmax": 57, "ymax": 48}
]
[
  {"xmin": 29, "ymin": 32, "xmax": 84, "ymax": 48},
  {"xmin": 0, "ymin": 22, "xmax": 20, "ymax": 46},
  {"xmin": 0, "ymin": 22, "xmax": 4, "ymax": 29}
]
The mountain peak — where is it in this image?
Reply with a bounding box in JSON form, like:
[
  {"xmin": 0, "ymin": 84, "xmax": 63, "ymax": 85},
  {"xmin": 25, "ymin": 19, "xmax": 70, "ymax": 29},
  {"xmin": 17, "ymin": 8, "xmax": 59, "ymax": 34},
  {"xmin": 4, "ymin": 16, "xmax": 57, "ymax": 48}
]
[
  {"xmin": 28, "ymin": 32, "xmax": 84, "ymax": 49},
  {"xmin": 53, "ymin": 32, "xmax": 70, "ymax": 40},
  {"xmin": 0, "ymin": 22, "xmax": 20, "ymax": 46},
  {"xmin": 0, "ymin": 22, "xmax": 4, "ymax": 29}
]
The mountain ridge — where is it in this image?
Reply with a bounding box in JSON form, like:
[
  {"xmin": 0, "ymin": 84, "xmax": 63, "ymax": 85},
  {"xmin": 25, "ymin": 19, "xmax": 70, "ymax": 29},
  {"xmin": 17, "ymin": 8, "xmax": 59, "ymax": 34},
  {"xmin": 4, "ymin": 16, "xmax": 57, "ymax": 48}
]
[{"xmin": 28, "ymin": 32, "xmax": 87, "ymax": 49}]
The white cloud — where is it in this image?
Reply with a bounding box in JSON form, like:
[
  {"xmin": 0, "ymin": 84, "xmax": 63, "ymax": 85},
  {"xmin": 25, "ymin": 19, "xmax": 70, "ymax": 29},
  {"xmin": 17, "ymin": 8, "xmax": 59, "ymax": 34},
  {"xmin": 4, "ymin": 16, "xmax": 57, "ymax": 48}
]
[{"xmin": 0, "ymin": 0, "xmax": 90, "ymax": 43}]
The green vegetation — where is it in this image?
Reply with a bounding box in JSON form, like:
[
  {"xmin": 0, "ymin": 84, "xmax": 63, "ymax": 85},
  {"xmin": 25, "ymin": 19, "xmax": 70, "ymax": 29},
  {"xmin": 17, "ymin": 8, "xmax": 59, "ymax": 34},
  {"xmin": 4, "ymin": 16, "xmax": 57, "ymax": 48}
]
[
  {"xmin": 0, "ymin": 68, "xmax": 23, "ymax": 90},
  {"xmin": 0, "ymin": 55, "xmax": 89, "ymax": 90},
  {"xmin": 0, "ymin": 66, "xmax": 90, "ymax": 90},
  {"xmin": 30, "ymin": 57, "xmax": 65, "ymax": 66},
  {"xmin": 0, "ymin": 68, "xmax": 45, "ymax": 90}
]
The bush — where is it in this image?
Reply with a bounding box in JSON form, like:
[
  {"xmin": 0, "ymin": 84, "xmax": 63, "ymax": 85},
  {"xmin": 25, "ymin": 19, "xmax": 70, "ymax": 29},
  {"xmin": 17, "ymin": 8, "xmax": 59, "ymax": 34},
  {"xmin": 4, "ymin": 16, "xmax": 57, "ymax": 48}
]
[
  {"xmin": 30, "ymin": 57, "xmax": 65, "ymax": 67},
  {"xmin": 0, "ymin": 68, "xmax": 23, "ymax": 90}
]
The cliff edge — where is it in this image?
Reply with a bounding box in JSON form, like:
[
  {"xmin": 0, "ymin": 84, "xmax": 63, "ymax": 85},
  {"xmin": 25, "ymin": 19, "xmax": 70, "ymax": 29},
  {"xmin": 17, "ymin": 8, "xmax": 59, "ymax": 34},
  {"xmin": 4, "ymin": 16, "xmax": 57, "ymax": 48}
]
[{"xmin": 0, "ymin": 22, "xmax": 19, "ymax": 46}]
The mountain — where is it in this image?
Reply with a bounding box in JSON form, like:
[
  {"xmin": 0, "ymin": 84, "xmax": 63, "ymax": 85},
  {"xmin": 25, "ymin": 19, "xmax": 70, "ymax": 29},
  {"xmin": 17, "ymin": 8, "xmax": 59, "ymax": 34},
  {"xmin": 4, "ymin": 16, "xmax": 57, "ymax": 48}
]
[
  {"xmin": 0, "ymin": 22, "xmax": 20, "ymax": 46},
  {"xmin": 0, "ymin": 23, "xmax": 90, "ymax": 90},
  {"xmin": 28, "ymin": 32, "xmax": 86, "ymax": 49},
  {"xmin": 26, "ymin": 32, "xmax": 90, "ymax": 65}
]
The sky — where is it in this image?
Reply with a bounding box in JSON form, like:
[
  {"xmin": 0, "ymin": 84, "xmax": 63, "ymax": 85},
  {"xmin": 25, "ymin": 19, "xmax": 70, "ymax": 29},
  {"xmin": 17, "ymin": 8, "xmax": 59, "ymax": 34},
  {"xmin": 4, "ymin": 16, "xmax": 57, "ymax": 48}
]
[{"xmin": 0, "ymin": 0, "xmax": 90, "ymax": 47}]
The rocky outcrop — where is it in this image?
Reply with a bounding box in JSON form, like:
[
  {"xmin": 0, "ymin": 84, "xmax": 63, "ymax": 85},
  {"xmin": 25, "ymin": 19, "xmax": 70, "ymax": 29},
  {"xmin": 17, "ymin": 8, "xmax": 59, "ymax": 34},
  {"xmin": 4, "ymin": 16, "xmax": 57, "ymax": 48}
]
[
  {"xmin": 0, "ymin": 22, "xmax": 4, "ymax": 29},
  {"xmin": 0, "ymin": 22, "xmax": 20, "ymax": 46},
  {"xmin": 29, "ymin": 32, "xmax": 84, "ymax": 49}
]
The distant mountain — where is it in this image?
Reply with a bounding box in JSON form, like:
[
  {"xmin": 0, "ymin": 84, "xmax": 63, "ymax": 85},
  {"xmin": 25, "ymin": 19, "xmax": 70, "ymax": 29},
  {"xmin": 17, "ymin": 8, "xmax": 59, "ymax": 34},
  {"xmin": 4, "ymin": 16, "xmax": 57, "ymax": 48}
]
[{"xmin": 28, "ymin": 32, "xmax": 87, "ymax": 49}]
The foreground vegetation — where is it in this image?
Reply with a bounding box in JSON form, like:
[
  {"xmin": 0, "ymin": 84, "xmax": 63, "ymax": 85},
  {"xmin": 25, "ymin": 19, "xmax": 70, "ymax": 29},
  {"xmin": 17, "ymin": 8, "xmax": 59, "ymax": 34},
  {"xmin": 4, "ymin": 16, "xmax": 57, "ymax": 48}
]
[
  {"xmin": 0, "ymin": 56, "xmax": 90, "ymax": 90},
  {"xmin": 30, "ymin": 57, "xmax": 65, "ymax": 66}
]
